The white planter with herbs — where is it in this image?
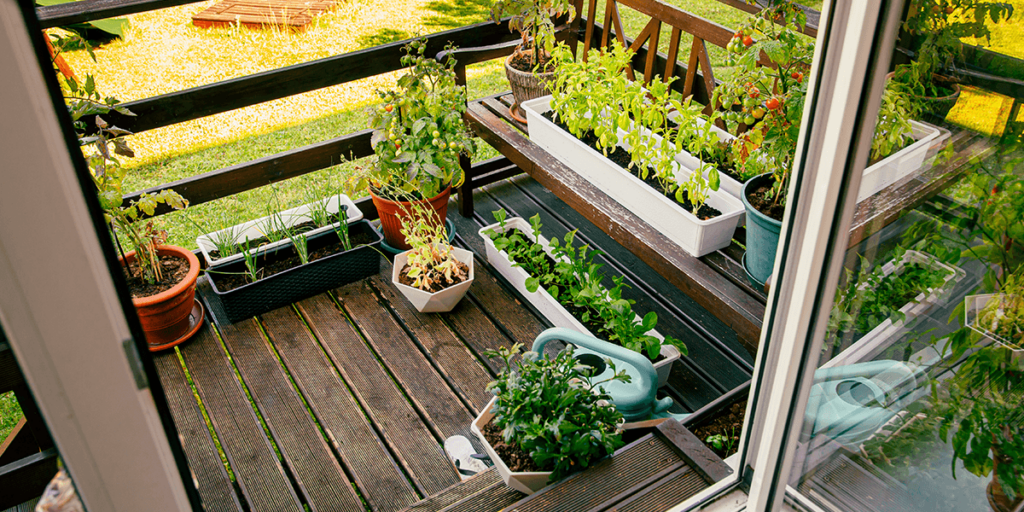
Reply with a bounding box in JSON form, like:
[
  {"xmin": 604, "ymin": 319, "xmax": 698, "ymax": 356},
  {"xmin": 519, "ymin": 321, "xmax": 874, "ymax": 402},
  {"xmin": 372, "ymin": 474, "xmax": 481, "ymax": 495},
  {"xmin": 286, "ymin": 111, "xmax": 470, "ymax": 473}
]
[
  {"xmin": 472, "ymin": 396, "xmax": 551, "ymax": 494},
  {"xmin": 197, "ymin": 194, "xmax": 362, "ymax": 267},
  {"xmin": 825, "ymin": 250, "xmax": 961, "ymax": 368},
  {"xmin": 478, "ymin": 217, "xmax": 679, "ymax": 386},
  {"xmin": 522, "ymin": 96, "xmax": 744, "ymax": 258},
  {"xmin": 392, "ymin": 246, "xmax": 475, "ymax": 313},
  {"xmin": 857, "ymin": 121, "xmax": 942, "ymax": 202}
]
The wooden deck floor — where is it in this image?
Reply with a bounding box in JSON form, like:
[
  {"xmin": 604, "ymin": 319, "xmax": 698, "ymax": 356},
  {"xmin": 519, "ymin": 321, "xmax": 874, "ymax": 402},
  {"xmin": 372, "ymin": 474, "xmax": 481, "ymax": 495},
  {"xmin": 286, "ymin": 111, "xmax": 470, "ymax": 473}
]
[{"xmin": 154, "ymin": 174, "xmax": 754, "ymax": 511}]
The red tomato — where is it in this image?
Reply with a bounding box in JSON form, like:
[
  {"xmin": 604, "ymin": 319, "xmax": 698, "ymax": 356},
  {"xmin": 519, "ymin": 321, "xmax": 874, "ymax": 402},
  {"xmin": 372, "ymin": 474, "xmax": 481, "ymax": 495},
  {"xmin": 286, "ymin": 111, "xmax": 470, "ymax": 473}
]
[
  {"xmin": 743, "ymin": 35, "xmax": 754, "ymax": 47},
  {"xmin": 766, "ymin": 97, "xmax": 781, "ymax": 110},
  {"xmin": 385, "ymin": 104, "xmax": 394, "ymax": 112}
]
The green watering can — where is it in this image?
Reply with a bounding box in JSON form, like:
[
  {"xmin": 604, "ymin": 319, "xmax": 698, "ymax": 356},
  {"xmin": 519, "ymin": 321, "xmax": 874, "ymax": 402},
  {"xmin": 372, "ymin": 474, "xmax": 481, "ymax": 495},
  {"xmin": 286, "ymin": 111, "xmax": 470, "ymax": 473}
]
[{"xmin": 532, "ymin": 328, "xmax": 689, "ymax": 422}]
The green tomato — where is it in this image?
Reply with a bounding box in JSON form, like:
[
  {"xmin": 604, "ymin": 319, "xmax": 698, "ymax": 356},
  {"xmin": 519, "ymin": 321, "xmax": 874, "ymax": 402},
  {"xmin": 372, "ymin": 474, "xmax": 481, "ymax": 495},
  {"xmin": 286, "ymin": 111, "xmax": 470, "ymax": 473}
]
[
  {"xmin": 432, "ymin": 138, "xmax": 441, "ymax": 146},
  {"xmin": 432, "ymin": 130, "xmax": 441, "ymax": 138},
  {"xmin": 449, "ymin": 141, "xmax": 458, "ymax": 149},
  {"xmin": 744, "ymin": 115, "xmax": 756, "ymax": 125}
]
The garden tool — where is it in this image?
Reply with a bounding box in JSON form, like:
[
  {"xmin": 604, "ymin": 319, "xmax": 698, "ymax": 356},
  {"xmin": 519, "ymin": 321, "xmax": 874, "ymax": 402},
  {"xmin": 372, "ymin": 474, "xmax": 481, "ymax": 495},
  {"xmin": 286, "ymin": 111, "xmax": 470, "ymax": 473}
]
[
  {"xmin": 532, "ymin": 328, "xmax": 688, "ymax": 422},
  {"xmin": 803, "ymin": 359, "xmax": 923, "ymax": 447}
]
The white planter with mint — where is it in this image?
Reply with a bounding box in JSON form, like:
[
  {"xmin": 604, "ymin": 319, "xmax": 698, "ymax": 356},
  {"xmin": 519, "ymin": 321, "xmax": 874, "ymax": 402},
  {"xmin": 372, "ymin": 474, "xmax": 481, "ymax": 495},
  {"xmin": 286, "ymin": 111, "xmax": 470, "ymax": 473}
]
[
  {"xmin": 522, "ymin": 96, "xmax": 743, "ymax": 258},
  {"xmin": 197, "ymin": 194, "xmax": 362, "ymax": 267},
  {"xmin": 857, "ymin": 121, "xmax": 942, "ymax": 202},
  {"xmin": 824, "ymin": 250, "xmax": 961, "ymax": 368},
  {"xmin": 472, "ymin": 396, "xmax": 551, "ymax": 494},
  {"xmin": 479, "ymin": 216, "xmax": 679, "ymax": 386}
]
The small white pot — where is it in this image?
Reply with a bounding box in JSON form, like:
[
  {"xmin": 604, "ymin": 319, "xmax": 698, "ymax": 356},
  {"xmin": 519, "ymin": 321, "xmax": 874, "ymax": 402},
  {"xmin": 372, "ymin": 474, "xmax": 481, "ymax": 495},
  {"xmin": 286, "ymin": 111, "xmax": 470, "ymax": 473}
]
[
  {"xmin": 965, "ymin": 293, "xmax": 1024, "ymax": 369},
  {"xmin": 478, "ymin": 217, "xmax": 679, "ymax": 386},
  {"xmin": 857, "ymin": 121, "xmax": 942, "ymax": 202},
  {"xmin": 522, "ymin": 96, "xmax": 743, "ymax": 257},
  {"xmin": 824, "ymin": 250, "xmax": 962, "ymax": 368},
  {"xmin": 197, "ymin": 194, "xmax": 363, "ymax": 267},
  {"xmin": 392, "ymin": 246, "xmax": 474, "ymax": 313},
  {"xmin": 471, "ymin": 396, "xmax": 552, "ymax": 494}
]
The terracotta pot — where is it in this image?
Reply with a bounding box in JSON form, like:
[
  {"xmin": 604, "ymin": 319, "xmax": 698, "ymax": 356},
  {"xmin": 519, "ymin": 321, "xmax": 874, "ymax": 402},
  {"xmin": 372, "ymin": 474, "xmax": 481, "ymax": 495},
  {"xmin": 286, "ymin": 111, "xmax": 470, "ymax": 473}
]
[
  {"xmin": 121, "ymin": 245, "xmax": 200, "ymax": 351},
  {"xmin": 371, "ymin": 186, "xmax": 451, "ymax": 250}
]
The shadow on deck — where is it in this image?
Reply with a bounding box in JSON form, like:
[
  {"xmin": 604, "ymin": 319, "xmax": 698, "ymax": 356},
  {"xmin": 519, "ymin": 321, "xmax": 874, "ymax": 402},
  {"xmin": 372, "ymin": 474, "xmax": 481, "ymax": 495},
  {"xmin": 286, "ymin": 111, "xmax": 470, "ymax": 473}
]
[{"xmin": 154, "ymin": 174, "xmax": 753, "ymax": 511}]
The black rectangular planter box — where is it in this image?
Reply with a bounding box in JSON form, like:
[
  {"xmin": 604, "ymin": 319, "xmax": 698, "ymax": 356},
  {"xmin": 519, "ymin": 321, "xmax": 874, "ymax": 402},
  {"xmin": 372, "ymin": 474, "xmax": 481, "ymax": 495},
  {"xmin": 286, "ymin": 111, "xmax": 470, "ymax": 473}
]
[{"xmin": 208, "ymin": 220, "xmax": 382, "ymax": 323}]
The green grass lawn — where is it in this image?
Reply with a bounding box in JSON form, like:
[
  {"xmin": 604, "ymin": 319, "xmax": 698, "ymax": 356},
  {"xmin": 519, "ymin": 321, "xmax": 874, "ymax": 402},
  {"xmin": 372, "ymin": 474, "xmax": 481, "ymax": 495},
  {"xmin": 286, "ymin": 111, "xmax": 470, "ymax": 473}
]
[{"xmin": 0, "ymin": 391, "xmax": 23, "ymax": 445}]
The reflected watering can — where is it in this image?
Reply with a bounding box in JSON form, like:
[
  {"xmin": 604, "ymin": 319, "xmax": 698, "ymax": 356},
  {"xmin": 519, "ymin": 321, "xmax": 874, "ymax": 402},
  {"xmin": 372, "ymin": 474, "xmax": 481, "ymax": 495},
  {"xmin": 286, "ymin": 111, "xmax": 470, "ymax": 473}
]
[{"xmin": 532, "ymin": 328, "xmax": 689, "ymax": 422}]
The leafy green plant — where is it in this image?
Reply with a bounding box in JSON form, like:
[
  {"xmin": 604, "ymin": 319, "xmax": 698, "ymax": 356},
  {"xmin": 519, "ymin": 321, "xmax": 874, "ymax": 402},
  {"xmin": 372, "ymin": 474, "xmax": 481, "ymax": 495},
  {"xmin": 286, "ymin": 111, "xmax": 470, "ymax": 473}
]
[
  {"xmin": 713, "ymin": 1, "xmax": 814, "ymax": 209},
  {"xmin": 827, "ymin": 247, "xmax": 951, "ymax": 338},
  {"xmin": 489, "ymin": 0, "xmax": 574, "ymax": 70},
  {"xmin": 334, "ymin": 207, "xmax": 352, "ymax": 252},
  {"xmin": 705, "ymin": 429, "xmax": 738, "ymax": 455},
  {"xmin": 288, "ymin": 232, "xmax": 310, "ymax": 265},
  {"xmin": 353, "ymin": 39, "xmax": 476, "ymax": 200},
  {"xmin": 977, "ymin": 271, "xmax": 1024, "ymax": 348},
  {"xmin": 870, "ymin": 87, "xmax": 917, "ymax": 161},
  {"xmin": 241, "ymin": 239, "xmax": 261, "ymax": 283},
  {"xmin": 63, "ymin": 72, "xmax": 188, "ymax": 283},
  {"xmin": 399, "ymin": 203, "xmax": 468, "ymax": 291},
  {"xmin": 484, "ymin": 209, "xmax": 687, "ymax": 361},
  {"xmin": 485, "ymin": 343, "xmax": 627, "ymax": 482}
]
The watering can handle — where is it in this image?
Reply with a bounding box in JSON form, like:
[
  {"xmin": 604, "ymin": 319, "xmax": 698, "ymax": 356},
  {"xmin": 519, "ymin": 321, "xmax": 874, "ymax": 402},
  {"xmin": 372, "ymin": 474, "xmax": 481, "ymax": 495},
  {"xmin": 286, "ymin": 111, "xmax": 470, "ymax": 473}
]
[{"xmin": 532, "ymin": 327, "xmax": 658, "ymax": 401}]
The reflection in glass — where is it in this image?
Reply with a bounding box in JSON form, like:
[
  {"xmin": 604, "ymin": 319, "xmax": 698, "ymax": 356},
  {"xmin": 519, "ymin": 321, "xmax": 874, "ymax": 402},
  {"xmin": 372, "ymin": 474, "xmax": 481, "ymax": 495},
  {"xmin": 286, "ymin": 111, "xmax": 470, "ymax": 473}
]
[{"xmin": 787, "ymin": 0, "xmax": 1022, "ymax": 508}]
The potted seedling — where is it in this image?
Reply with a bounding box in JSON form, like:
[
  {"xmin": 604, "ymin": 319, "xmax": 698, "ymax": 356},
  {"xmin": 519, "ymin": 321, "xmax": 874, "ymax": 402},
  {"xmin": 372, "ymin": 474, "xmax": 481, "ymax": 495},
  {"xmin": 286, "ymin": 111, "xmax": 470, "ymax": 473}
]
[
  {"xmin": 64, "ymin": 72, "xmax": 200, "ymax": 351},
  {"xmin": 196, "ymin": 177, "xmax": 362, "ymax": 268},
  {"xmin": 472, "ymin": 343, "xmax": 627, "ymax": 493},
  {"xmin": 965, "ymin": 271, "xmax": 1024, "ymax": 368},
  {"xmin": 351, "ymin": 39, "xmax": 476, "ymax": 250},
  {"xmin": 392, "ymin": 204, "xmax": 474, "ymax": 313},
  {"xmin": 522, "ymin": 43, "xmax": 743, "ymax": 257},
  {"xmin": 490, "ymin": 0, "xmax": 574, "ymax": 122},
  {"xmin": 206, "ymin": 205, "xmax": 382, "ymax": 323},
  {"xmin": 478, "ymin": 209, "xmax": 685, "ymax": 385}
]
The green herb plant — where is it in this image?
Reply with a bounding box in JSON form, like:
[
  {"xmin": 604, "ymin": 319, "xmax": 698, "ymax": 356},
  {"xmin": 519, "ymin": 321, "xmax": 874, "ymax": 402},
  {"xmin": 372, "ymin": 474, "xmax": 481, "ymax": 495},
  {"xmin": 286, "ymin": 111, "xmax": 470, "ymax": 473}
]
[
  {"xmin": 870, "ymin": 87, "xmax": 917, "ymax": 162},
  {"xmin": 398, "ymin": 203, "xmax": 468, "ymax": 292},
  {"xmin": 705, "ymin": 429, "xmax": 738, "ymax": 456},
  {"xmin": 485, "ymin": 343, "xmax": 627, "ymax": 482},
  {"xmin": 485, "ymin": 209, "xmax": 687, "ymax": 361},
  {"xmin": 977, "ymin": 270, "xmax": 1024, "ymax": 348},
  {"xmin": 354, "ymin": 39, "xmax": 476, "ymax": 200}
]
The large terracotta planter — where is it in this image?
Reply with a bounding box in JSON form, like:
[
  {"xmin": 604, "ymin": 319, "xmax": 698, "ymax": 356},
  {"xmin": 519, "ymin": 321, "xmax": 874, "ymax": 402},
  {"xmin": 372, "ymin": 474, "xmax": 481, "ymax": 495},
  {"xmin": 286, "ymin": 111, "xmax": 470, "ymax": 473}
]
[
  {"xmin": 987, "ymin": 447, "xmax": 1023, "ymax": 512},
  {"xmin": 371, "ymin": 186, "xmax": 451, "ymax": 250},
  {"xmin": 121, "ymin": 245, "xmax": 200, "ymax": 351}
]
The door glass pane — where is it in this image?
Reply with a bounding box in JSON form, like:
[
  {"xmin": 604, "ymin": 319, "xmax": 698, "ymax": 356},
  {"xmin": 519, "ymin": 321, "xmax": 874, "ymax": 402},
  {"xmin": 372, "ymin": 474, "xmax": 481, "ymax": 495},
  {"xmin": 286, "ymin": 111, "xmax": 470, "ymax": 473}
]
[{"xmin": 787, "ymin": 0, "xmax": 1023, "ymax": 510}]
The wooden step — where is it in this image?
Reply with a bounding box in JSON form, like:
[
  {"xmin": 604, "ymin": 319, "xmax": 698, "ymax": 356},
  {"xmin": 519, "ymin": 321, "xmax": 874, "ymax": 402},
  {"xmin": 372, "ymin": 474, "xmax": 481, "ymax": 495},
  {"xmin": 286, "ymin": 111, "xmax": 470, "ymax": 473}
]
[{"xmin": 400, "ymin": 421, "xmax": 730, "ymax": 512}]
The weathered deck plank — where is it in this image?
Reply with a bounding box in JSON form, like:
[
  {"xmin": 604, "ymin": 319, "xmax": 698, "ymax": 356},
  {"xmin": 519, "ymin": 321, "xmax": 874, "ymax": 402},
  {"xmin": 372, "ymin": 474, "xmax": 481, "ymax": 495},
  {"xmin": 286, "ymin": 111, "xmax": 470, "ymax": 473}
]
[
  {"xmin": 260, "ymin": 306, "xmax": 420, "ymax": 512},
  {"xmin": 153, "ymin": 353, "xmax": 244, "ymax": 512},
  {"xmin": 337, "ymin": 279, "xmax": 479, "ymax": 438},
  {"xmin": 296, "ymin": 293, "xmax": 461, "ymax": 495},
  {"xmin": 367, "ymin": 273, "xmax": 495, "ymax": 413},
  {"xmin": 178, "ymin": 323, "xmax": 304, "ymax": 512},
  {"xmin": 217, "ymin": 318, "xmax": 363, "ymax": 512}
]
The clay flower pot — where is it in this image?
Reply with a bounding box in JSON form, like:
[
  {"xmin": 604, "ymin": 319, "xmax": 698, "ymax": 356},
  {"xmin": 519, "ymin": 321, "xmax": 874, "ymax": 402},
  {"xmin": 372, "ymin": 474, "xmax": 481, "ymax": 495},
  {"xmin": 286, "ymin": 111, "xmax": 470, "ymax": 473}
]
[
  {"xmin": 370, "ymin": 186, "xmax": 451, "ymax": 250},
  {"xmin": 121, "ymin": 245, "xmax": 201, "ymax": 351},
  {"xmin": 505, "ymin": 50, "xmax": 555, "ymax": 123}
]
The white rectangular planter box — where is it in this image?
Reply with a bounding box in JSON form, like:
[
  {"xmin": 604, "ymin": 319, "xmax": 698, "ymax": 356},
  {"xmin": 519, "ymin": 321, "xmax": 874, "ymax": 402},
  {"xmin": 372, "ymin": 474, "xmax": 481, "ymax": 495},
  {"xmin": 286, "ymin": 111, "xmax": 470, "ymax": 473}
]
[
  {"xmin": 824, "ymin": 250, "xmax": 961, "ymax": 368},
  {"xmin": 857, "ymin": 121, "xmax": 942, "ymax": 202},
  {"xmin": 393, "ymin": 246, "xmax": 474, "ymax": 313},
  {"xmin": 523, "ymin": 96, "xmax": 743, "ymax": 257},
  {"xmin": 965, "ymin": 293, "xmax": 1024, "ymax": 369},
  {"xmin": 472, "ymin": 396, "xmax": 552, "ymax": 494},
  {"xmin": 479, "ymin": 217, "xmax": 679, "ymax": 386},
  {"xmin": 197, "ymin": 194, "xmax": 362, "ymax": 268}
]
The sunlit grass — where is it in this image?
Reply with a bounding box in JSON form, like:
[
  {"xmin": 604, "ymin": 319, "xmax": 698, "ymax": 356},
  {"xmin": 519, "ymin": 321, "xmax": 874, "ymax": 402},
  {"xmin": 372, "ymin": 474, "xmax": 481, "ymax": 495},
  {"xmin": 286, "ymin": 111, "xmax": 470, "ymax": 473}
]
[
  {"xmin": 0, "ymin": 391, "xmax": 23, "ymax": 445},
  {"xmin": 961, "ymin": 0, "xmax": 1024, "ymax": 60}
]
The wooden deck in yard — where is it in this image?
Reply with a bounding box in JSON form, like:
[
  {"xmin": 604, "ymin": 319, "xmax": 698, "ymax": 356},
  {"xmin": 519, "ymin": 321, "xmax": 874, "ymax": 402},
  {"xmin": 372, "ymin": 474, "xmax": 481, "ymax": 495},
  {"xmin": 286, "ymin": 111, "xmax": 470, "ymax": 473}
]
[
  {"xmin": 154, "ymin": 177, "xmax": 753, "ymax": 511},
  {"xmin": 191, "ymin": 0, "xmax": 335, "ymax": 30}
]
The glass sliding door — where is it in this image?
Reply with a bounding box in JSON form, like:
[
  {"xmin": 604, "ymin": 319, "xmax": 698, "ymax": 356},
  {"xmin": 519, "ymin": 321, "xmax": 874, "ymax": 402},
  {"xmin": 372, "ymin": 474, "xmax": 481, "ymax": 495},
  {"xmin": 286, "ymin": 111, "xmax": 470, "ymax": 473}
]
[{"xmin": 771, "ymin": 0, "xmax": 1024, "ymax": 508}]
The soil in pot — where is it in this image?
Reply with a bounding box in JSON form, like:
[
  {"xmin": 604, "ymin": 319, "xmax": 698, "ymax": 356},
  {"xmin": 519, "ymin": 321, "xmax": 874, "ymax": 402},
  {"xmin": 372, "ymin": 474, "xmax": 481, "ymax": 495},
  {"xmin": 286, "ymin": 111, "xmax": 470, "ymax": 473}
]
[
  {"xmin": 746, "ymin": 182, "xmax": 786, "ymax": 221},
  {"xmin": 123, "ymin": 255, "xmax": 191, "ymax": 298},
  {"xmin": 213, "ymin": 230, "xmax": 376, "ymax": 292},
  {"xmin": 397, "ymin": 260, "xmax": 471, "ymax": 292},
  {"xmin": 482, "ymin": 421, "xmax": 544, "ymax": 473},
  {"xmin": 541, "ymin": 111, "xmax": 722, "ymax": 220},
  {"xmin": 692, "ymin": 400, "xmax": 746, "ymax": 459},
  {"xmin": 509, "ymin": 49, "xmax": 556, "ymax": 74}
]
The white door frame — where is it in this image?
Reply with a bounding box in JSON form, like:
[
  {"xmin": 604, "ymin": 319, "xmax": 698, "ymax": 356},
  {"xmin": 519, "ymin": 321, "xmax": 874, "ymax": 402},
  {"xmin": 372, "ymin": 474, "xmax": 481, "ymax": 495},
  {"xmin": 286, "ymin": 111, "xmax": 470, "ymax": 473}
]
[{"xmin": 0, "ymin": 0, "xmax": 194, "ymax": 509}]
